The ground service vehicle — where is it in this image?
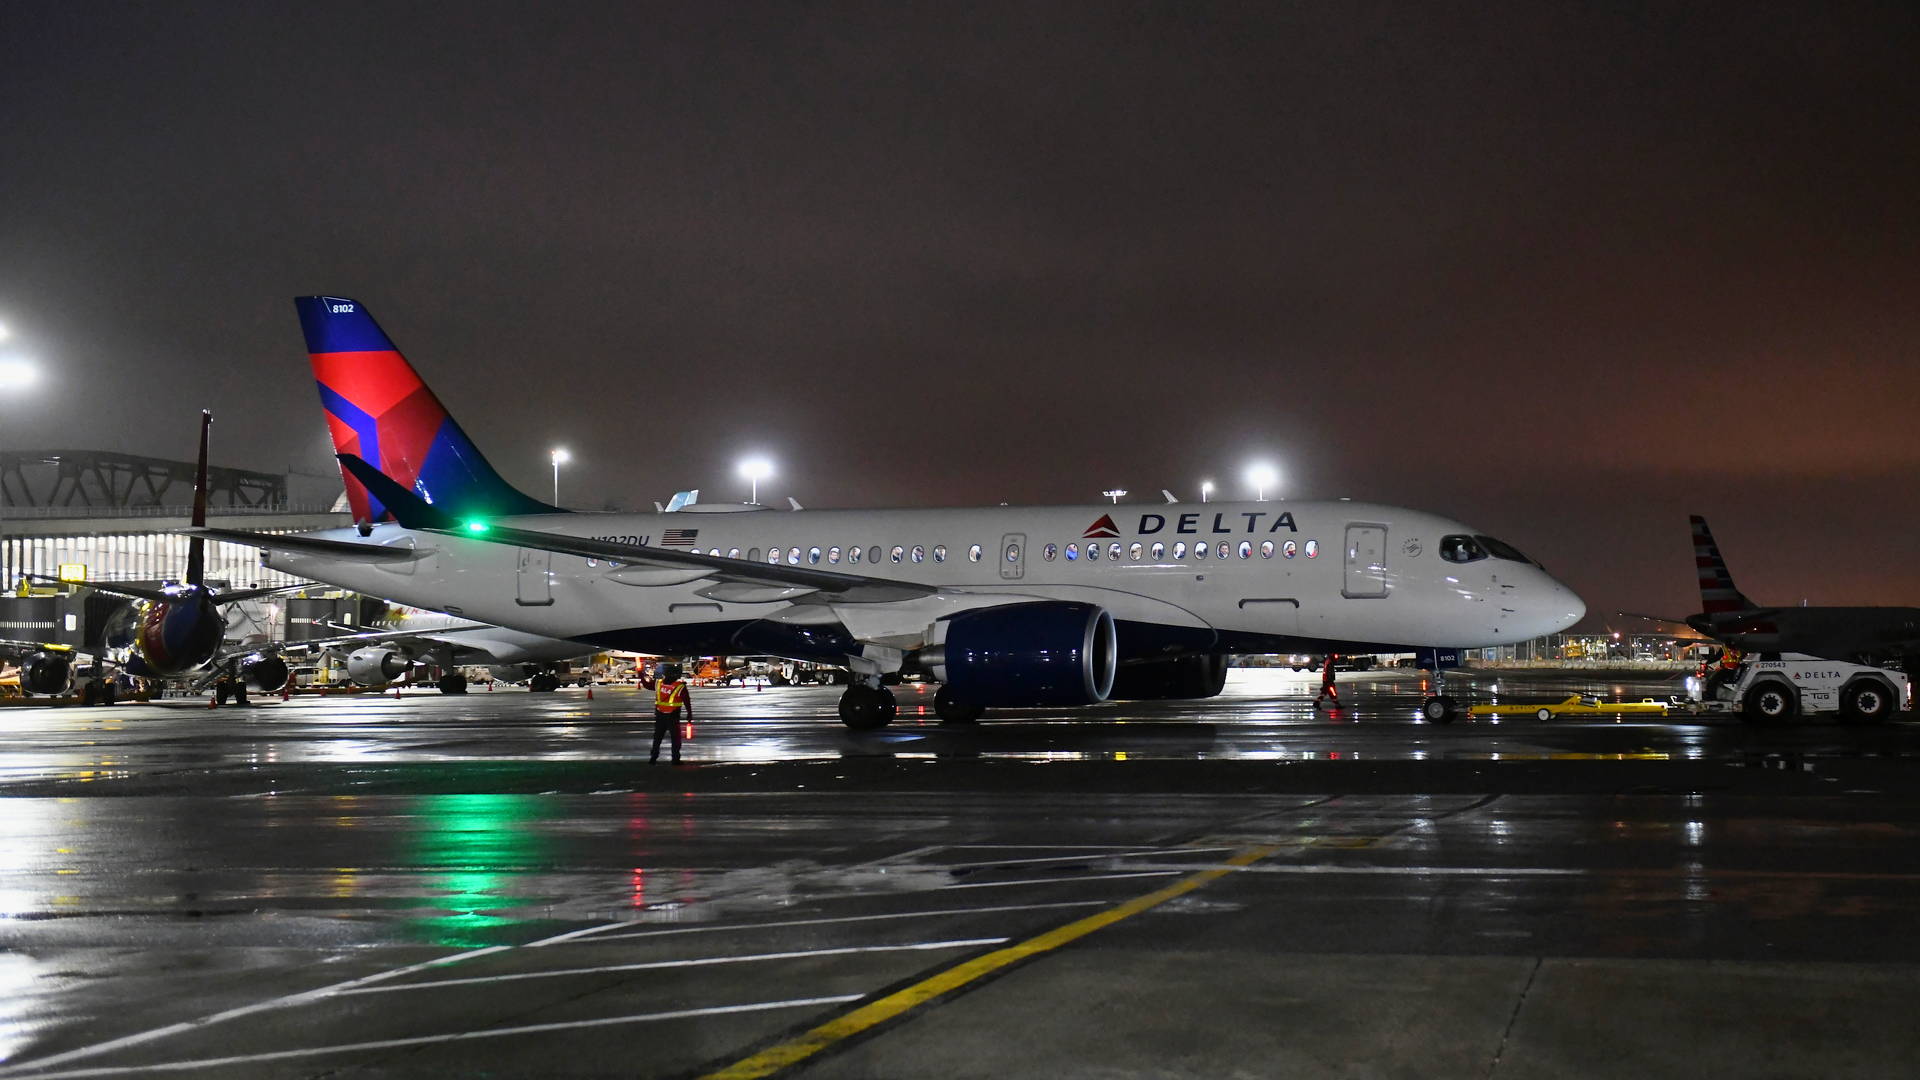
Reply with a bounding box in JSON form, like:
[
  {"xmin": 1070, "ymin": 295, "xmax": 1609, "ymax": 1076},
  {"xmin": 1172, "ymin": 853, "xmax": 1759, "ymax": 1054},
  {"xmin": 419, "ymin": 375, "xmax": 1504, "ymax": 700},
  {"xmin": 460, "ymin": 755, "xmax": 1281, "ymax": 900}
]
[
  {"xmin": 1469, "ymin": 694, "xmax": 1671, "ymax": 721},
  {"xmin": 1688, "ymin": 654, "xmax": 1910, "ymax": 724}
]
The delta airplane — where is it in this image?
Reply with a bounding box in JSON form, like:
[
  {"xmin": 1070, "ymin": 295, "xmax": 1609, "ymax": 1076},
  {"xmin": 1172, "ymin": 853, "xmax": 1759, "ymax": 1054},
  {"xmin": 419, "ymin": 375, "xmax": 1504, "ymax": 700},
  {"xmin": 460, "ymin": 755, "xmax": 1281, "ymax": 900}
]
[{"xmin": 200, "ymin": 296, "xmax": 1584, "ymax": 727}]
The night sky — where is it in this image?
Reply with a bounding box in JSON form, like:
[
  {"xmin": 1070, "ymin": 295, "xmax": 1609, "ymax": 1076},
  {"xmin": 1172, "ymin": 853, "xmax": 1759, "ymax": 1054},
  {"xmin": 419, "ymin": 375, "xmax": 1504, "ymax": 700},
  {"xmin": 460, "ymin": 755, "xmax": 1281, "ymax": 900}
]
[{"xmin": 3, "ymin": 1, "xmax": 1916, "ymax": 624}]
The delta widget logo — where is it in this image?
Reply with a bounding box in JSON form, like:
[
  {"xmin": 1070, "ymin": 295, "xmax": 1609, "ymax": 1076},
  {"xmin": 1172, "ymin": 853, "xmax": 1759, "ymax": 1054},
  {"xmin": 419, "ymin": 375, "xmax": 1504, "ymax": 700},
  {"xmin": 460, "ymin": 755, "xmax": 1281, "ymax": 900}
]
[{"xmin": 1082, "ymin": 514, "xmax": 1121, "ymax": 539}]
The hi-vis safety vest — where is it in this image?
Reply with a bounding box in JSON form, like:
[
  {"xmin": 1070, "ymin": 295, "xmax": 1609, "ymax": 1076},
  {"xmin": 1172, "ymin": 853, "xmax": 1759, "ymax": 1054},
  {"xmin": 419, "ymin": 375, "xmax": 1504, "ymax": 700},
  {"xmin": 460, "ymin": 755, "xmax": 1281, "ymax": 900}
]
[{"xmin": 655, "ymin": 681, "xmax": 687, "ymax": 712}]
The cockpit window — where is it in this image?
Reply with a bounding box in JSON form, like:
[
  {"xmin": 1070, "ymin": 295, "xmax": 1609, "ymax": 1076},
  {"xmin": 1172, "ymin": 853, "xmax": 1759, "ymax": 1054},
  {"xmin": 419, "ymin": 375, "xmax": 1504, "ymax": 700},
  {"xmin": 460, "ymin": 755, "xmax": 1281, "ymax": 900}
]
[
  {"xmin": 1474, "ymin": 535, "xmax": 1534, "ymax": 564},
  {"xmin": 1439, "ymin": 535, "xmax": 1488, "ymax": 563}
]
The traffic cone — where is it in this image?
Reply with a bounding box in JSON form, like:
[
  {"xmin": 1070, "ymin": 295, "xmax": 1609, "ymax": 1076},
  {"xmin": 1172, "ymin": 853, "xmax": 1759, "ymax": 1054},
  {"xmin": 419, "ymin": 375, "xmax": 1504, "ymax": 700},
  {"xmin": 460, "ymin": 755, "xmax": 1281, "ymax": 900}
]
[
  {"xmin": 207, "ymin": 694, "xmax": 218, "ymax": 709},
  {"xmin": 587, "ymin": 687, "xmax": 594, "ymax": 700},
  {"xmin": 394, "ymin": 687, "xmax": 402, "ymax": 699},
  {"xmin": 281, "ymin": 684, "xmax": 291, "ymax": 701}
]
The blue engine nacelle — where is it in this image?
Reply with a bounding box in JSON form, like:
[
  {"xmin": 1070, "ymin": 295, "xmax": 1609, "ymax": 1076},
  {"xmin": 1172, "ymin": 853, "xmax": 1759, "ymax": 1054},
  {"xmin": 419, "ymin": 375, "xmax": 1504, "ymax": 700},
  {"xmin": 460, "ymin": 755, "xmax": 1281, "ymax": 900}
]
[{"xmin": 922, "ymin": 601, "xmax": 1117, "ymax": 706}]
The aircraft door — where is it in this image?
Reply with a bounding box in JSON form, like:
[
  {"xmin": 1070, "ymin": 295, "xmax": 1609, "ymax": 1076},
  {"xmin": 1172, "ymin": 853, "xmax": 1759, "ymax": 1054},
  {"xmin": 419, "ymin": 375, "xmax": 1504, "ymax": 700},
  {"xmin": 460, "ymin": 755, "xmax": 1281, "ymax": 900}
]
[
  {"xmin": 1342, "ymin": 523, "xmax": 1388, "ymax": 599},
  {"xmin": 999, "ymin": 533, "xmax": 1026, "ymax": 581},
  {"xmin": 516, "ymin": 547, "xmax": 554, "ymax": 606}
]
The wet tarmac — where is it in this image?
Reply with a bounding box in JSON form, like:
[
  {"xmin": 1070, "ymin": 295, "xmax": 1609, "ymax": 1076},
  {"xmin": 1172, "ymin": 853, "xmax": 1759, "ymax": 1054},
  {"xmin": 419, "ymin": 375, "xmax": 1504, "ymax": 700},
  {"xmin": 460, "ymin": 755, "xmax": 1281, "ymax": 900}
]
[{"xmin": 3, "ymin": 668, "xmax": 1920, "ymax": 1078}]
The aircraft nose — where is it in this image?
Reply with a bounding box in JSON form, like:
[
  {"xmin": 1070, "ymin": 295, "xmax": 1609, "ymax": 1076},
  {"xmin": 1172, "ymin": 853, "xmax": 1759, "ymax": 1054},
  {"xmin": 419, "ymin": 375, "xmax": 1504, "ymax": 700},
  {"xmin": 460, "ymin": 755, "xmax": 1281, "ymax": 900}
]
[{"xmin": 1538, "ymin": 577, "xmax": 1585, "ymax": 635}]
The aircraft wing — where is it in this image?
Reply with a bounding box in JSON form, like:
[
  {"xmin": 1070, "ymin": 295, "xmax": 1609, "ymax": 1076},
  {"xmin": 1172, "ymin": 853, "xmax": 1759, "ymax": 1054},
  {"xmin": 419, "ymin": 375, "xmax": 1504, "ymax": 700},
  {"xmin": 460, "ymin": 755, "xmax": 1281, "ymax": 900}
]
[
  {"xmin": 189, "ymin": 528, "xmax": 431, "ymax": 563},
  {"xmin": 330, "ymin": 453, "xmax": 937, "ymax": 605}
]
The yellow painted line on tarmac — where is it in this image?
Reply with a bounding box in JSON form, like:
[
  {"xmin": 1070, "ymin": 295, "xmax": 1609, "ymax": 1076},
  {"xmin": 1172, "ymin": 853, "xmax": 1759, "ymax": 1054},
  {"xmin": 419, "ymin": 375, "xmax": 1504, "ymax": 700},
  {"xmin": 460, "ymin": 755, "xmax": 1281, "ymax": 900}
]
[{"xmin": 699, "ymin": 844, "xmax": 1280, "ymax": 1080}]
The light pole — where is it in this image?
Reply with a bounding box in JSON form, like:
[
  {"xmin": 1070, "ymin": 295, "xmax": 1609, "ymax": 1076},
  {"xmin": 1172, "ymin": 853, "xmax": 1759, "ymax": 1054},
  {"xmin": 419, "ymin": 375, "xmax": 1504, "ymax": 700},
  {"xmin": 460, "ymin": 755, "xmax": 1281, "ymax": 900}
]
[
  {"xmin": 738, "ymin": 457, "xmax": 773, "ymax": 505},
  {"xmin": 1200, "ymin": 480, "xmax": 1214, "ymax": 504},
  {"xmin": 1102, "ymin": 489, "xmax": 1128, "ymax": 505},
  {"xmin": 549, "ymin": 447, "xmax": 570, "ymax": 505},
  {"xmin": 0, "ymin": 344, "xmax": 38, "ymax": 593},
  {"xmin": 1245, "ymin": 462, "xmax": 1279, "ymax": 502}
]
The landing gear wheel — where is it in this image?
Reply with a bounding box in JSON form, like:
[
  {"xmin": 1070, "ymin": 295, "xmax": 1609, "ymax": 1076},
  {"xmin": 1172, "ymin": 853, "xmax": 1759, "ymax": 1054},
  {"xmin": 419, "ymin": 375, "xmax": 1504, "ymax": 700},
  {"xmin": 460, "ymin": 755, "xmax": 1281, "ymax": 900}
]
[
  {"xmin": 1535, "ymin": 708, "xmax": 1554, "ymax": 721},
  {"xmin": 1423, "ymin": 695, "xmax": 1459, "ymax": 724},
  {"xmin": 838, "ymin": 685, "xmax": 897, "ymax": 730},
  {"xmin": 438, "ymin": 673, "xmax": 469, "ymax": 695},
  {"xmin": 529, "ymin": 673, "xmax": 559, "ymax": 693},
  {"xmin": 934, "ymin": 685, "xmax": 984, "ymax": 725},
  {"xmin": 1840, "ymin": 681, "xmax": 1895, "ymax": 725}
]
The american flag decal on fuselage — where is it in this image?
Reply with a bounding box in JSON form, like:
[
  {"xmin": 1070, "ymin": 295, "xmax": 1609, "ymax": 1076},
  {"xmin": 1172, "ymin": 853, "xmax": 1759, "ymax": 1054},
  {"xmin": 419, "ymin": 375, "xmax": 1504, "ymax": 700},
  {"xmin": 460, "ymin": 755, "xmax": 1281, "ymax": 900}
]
[{"xmin": 661, "ymin": 529, "xmax": 700, "ymax": 547}]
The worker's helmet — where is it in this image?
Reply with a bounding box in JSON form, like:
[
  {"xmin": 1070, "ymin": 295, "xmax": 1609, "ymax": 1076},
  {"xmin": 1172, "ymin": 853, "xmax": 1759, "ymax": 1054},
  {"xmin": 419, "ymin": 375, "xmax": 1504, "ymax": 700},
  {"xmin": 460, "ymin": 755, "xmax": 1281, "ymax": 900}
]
[{"xmin": 662, "ymin": 664, "xmax": 681, "ymax": 682}]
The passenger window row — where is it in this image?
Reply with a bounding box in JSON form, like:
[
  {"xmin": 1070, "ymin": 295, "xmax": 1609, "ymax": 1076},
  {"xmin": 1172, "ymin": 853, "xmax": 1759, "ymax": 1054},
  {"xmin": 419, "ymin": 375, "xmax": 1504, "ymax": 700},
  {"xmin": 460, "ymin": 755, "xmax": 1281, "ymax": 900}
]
[
  {"xmin": 1042, "ymin": 540, "xmax": 1275, "ymax": 562},
  {"xmin": 708, "ymin": 537, "xmax": 1288, "ymax": 570}
]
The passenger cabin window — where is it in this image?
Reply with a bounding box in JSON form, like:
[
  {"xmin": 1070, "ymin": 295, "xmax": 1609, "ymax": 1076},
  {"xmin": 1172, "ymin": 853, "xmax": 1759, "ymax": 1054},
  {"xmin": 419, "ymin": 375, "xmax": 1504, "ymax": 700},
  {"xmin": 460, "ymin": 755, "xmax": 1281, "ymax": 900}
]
[
  {"xmin": 1217, "ymin": 541, "xmax": 1230, "ymax": 560},
  {"xmin": 1474, "ymin": 535, "xmax": 1534, "ymax": 564},
  {"xmin": 1260, "ymin": 540, "xmax": 1273, "ymax": 559},
  {"xmin": 934, "ymin": 545, "xmax": 947, "ymax": 563},
  {"xmin": 1005, "ymin": 542, "xmax": 1020, "ymax": 563},
  {"xmin": 828, "ymin": 546, "xmax": 841, "ymax": 564},
  {"xmin": 747, "ymin": 547, "xmax": 761, "ymax": 562},
  {"xmin": 968, "ymin": 544, "xmax": 983, "ymax": 562},
  {"xmin": 867, "ymin": 546, "xmax": 882, "ymax": 564},
  {"xmin": 729, "ymin": 547, "xmax": 741, "ymax": 559},
  {"xmin": 1174, "ymin": 541, "xmax": 1187, "ymax": 559},
  {"xmin": 788, "ymin": 546, "xmax": 801, "ymax": 565},
  {"xmin": 890, "ymin": 545, "xmax": 904, "ymax": 563},
  {"xmin": 808, "ymin": 546, "xmax": 822, "ymax": 565},
  {"xmin": 1151, "ymin": 541, "xmax": 1165, "ymax": 560},
  {"xmin": 911, "ymin": 545, "xmax": 925, "ymax": 563},
  {"xmin": 1439, "ymin": 535, "xmax": 1490, "ymax": 563},
  {"xmin": 1044, "ymin": 543, "xmax": 1058, "ymax": 561},
  {"xmin": 848, "ymin": 545, "xmax": 862, "ymax": 564},
  {"xmin": 767, "ymin": 548, "xmax": 781, "ymax": 565},
  {"xmin": 1194, "ymin": 541, "xmax": 1207, "ymax": 559},
  {"xmin": 1129, "ymin": 542, "xmax": 1142, "ymax": 561},
  {"xmin": 1065, "ymin": 543, "xmax": 1079, "ymax": 560},
  {"xmin": 1238, "ymin": 541, "xmax": 1251, "ymax": 560}
]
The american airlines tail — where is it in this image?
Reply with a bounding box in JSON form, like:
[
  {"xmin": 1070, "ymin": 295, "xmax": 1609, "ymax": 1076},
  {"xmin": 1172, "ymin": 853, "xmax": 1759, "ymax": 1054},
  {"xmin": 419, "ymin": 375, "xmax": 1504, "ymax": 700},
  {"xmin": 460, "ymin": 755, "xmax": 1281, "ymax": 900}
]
[
  {"xmin": 295, "ymin": 296, "xmax": 561, "ymax": 523},
  {"xmin": 1690, "ymin": 515, "xmax": 1755, "ymax": 614}
]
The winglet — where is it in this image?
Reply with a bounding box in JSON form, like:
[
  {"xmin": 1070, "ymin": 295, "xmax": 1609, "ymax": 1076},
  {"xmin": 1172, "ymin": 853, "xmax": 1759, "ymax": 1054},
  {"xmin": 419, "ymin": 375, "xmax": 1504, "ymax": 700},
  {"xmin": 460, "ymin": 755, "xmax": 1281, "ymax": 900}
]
[
  {"xmin": 337, "ymin": 454, "xmax": 460, "ymax": 531},
  {"xmin": 1690, "ymin": 515, "xmax": 1755, "ymax": 614}
]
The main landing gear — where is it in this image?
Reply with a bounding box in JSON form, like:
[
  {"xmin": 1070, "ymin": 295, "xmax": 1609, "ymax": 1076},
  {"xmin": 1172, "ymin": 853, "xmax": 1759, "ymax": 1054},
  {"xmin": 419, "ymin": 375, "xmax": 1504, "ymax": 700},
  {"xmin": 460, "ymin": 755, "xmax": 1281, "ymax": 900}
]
[
  {"xmin": 437, "ymin": 672, "xmax": 468, "ymax": 695},
  {"xmin": 838, "ymin": 683, "xmax": 897, "ymax": 730},
  {"xmin": 933, "ymin": 685, "xmax": 984, "ymax": 725}
]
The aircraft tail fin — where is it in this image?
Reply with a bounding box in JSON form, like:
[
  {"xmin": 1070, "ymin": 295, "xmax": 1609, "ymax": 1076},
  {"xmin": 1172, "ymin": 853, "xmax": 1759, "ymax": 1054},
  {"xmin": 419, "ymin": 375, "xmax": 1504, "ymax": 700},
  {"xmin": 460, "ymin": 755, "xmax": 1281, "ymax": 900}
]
[
  {"xmin": 186, "ymin": 410, "xmax": 211, "ymax": 587},
  {"xmin": 1690, "ymin": 515, "xmax": 1755, "ymax": 614},
  {"xmin": 295, "ymin": 297, "xmax": 562, "ymax": 524}
]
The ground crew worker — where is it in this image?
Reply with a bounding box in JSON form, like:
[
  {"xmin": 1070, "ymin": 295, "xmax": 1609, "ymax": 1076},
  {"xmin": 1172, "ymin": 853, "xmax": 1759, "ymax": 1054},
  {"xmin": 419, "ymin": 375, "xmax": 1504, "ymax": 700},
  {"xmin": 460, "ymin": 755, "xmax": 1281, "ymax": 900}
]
[
  {"xmin": 651, "ymin": 664, "xmax": 692, "ymax": 763},
  {"xmin": 1313, "ymin": 653, "xmax": 1340, "ymax": 709}
]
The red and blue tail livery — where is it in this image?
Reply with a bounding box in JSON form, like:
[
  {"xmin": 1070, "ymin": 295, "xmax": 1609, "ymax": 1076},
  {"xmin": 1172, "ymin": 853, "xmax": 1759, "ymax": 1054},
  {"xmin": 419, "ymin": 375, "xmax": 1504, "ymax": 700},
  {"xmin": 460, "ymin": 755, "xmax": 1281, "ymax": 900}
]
[{"xmin": 296, "ymin": 297, "xmax": 560, "ymax": 523}]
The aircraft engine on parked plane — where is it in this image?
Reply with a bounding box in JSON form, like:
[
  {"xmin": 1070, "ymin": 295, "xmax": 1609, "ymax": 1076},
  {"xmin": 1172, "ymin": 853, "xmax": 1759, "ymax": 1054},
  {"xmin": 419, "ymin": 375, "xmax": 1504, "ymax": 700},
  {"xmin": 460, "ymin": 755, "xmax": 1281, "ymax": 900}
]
[
  {"xmin": 20, "ymin": 651, "xmax": 76, "ymax": 696},
  {"xmin": 240, "ymin": 653, "xmax": 292, "ymax": 693},
  {"xmin": 345, "ymin": 647, "xmax": 410, "ymax": 686},
  {"xmin": 919, "ymin": 601, "xmax": 1117, "ymax": 707}
]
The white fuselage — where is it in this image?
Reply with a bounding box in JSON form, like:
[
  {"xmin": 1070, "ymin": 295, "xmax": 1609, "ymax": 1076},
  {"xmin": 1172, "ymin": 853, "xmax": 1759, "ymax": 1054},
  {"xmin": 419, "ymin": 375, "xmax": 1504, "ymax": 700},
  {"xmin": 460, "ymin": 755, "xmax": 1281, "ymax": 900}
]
[{"xmin": 261, "ymin": 500, "xmax": 1584, "ymax": 663}]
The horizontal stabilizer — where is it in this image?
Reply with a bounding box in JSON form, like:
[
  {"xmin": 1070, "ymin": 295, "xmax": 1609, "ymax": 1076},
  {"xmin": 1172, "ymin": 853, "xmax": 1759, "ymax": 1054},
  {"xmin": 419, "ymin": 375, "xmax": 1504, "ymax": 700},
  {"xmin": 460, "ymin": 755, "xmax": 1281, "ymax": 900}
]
[{"xmin": 337, "ymin": 454, "xmax": 459, "ymax": 531}]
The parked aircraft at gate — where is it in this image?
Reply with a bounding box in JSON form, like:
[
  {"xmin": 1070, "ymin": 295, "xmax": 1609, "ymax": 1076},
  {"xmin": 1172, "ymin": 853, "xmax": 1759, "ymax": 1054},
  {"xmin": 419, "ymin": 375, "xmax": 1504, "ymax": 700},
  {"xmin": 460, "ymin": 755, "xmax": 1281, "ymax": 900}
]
[{"xmin": 200, "ymin": 296, "xmax": 1584, "ymax": 726}]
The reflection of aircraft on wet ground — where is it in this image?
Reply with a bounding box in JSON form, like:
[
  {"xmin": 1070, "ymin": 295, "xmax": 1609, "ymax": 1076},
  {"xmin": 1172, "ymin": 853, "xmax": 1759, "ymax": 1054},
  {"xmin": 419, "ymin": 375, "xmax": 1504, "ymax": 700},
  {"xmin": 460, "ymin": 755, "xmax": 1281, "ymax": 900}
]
[
  {"xmin": 1623, "ymin": 516, "xmax": 1920, "ymax": 667},
  {"xmin": 2, "ymin": 412, "xmax": 302, "ymax": 701},
  {"xmin": 201, "ymin": 296, "xmax": 1584, "ymax": 727}
]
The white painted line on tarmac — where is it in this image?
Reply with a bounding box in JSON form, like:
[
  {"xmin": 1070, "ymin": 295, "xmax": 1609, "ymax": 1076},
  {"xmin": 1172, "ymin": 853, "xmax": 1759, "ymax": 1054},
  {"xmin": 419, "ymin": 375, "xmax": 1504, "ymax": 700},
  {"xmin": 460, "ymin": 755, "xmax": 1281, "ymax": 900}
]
[
  {"xmin": 1238, "ymin": 864, "xmax": 1584, "ymax": 876},
  {"xmin": 564, "ymin": 900, "xmax": 1109, "ymax": 945},
  {"xmin": 941, "ymin": 870, "xmax": 1184, "ymax": 889},
  {"xmin": 933, "ymin": 846, "xmax": 1235, "ymax": 869},
  {"xmin": 7, "ymin": 995, "xmax": 868, "ymax": 1079},
  {"xmin": 337, "ymin": 938, "xmax": 1011, "ymax": 994},
  {"xmin": 0, "ymin": 944, "xmax": 514, "ymax": 1077}
]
